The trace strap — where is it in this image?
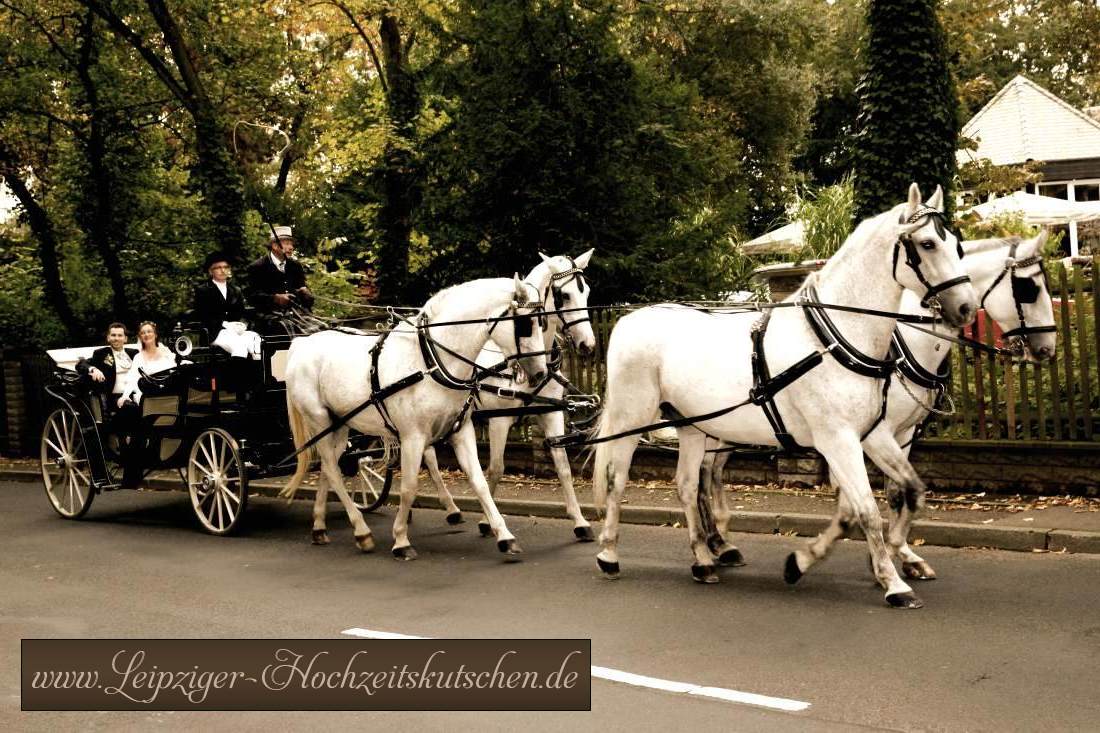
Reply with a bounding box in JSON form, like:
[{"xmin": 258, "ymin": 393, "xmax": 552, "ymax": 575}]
[{"xmin": 550, "ymin": 283, "xmax": 903, "ymax": 451}]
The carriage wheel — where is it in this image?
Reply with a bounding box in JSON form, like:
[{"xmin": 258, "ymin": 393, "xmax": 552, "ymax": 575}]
[
  {"xmin": 40, "ymin": 408, "xmax": 96, "ymax": 519},
  {"xmin": 188, "ymin": 428, "xmax": 248, "ymax": 536},
  {"xmin": 352, "ymin": 456, "xmax": 394, "ymax": 513}
]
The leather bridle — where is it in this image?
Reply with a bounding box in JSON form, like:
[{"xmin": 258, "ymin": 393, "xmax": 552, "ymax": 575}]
[
  {"xmin": 978, "ymin": 239, "xmax": 1055, "ymax": 341},
  {"xmin": 892, "ymin": 206, "xmax": 971, "ymax": 309}
]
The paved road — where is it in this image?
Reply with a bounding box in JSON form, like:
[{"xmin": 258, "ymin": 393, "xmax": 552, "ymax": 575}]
[{"xmin": 4, "ymin": 479, "xmax": 1100, "ymax": 732}]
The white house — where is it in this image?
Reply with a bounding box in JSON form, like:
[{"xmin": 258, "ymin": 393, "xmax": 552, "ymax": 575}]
[{"xmin": 958, "ymin": 75, "xmax": 1100, "ymax": 256}]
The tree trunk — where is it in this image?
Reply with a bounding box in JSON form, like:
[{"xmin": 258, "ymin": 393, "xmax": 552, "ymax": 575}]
[
  {"xmin": 375, "ymin": 12, "xmax": 420, "ymax": 304},
  {"xmin": 0, "ymin": 143, "xmax": 80, "ymax": 339},
  {"xmin": 75, "ymin": 9, "xmax": 132, "ymax": 323}
]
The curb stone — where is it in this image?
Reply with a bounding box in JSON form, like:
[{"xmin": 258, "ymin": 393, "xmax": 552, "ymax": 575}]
[
  {"xmin": 1047, "ymin": 530, "xmax": 1100, "ymax": 554},
  {"xmin": 3, "ymin": 468, "xmax": 1097, "ymax": 555}
]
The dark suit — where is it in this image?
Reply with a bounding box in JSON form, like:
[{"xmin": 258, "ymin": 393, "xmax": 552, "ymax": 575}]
[
  {"xmin": 192, "ymin": 279, "xmax": 248, "ymax": 340},
  {"xmin": 76, "ymin": 346, "xmax": 138, "ymax": 395},
  {"xmin": 245, "ymin": 255, "xmax": 313, "ymax": 334}
]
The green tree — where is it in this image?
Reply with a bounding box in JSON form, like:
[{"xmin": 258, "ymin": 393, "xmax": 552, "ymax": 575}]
[
  {"xmin": 942, "ymin": 0, "xmax": 1100, "ymax": 119},
  {"xmin": 852, "ymin": 0, "xmax": 959, "ymax": 219}
]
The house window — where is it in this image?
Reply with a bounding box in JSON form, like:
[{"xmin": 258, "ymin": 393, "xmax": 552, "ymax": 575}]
[
  {"xmin": 1074, "ymin": 181, "xmax": 1100, "ymax": 256},
  {"xmin": 1039, "ymin": 183, "xmax": 1069, "ymax": 199},
  {"xmin": 1074, "ymin": 182, "xmax": 1100, "ymax": 202}
]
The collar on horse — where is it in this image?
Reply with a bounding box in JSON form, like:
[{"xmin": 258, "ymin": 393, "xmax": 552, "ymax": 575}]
[
  {"xmin": 889, "ymin": 328, "xmax": 951, "ymax": 390},
  {"xmin": 892, "ymin": 206, "xmax": 971, "ymax": 309},
  {"xmin": 978, "ymin": 239, "xmax": 1055, "ymax": 341},
  {"xmin": 418, "ymin": 282, "xmax": 550, "ymax": 392}
]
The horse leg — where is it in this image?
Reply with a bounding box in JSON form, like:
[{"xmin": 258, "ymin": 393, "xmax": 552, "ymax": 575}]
[
  {"xmin": 862, "ymin": 425, "xmax": 935, "ymax": 581},
  {"xmin": 450, "ymin": 421, "xmax": 521, "ymax": 555},
  {"xmin": 537, "ymin": 410, "xmax": 593, "ymax": 542},
  {"xmin": 700, "ymin": 443, "xmax": 745, "ymax": 566},
  {"xmin": 676, "ymin": 430, "xmax": 719, "ymax": 583},
  {"xmin": 311, "ymin": 476, "xmax": 330, "ymax": 545},
  {"xmin": 317, "ymin": 427, "xmax": 375, "ymax": 552},
  {"xmin": 477, "ymin": 416, "xmax": 515, "ymax": 537},
  {"xmin": 391, "ymin": 433, "xmax": 428, "ymax": 560},
  {"xmin": 595, "ymin": 435, "xmax": 642, "ymax": 578},
  {"xmin": 422, "ymin": 445, "xmax": 464, "ymax": 526},
  {"xmin": 793, "ymin": 429, "xmax": 920, "ymax": 609}
]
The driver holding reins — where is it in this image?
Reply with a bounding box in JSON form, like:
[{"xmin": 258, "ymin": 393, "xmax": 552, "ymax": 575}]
[{"xmin": 245, "ymin": 225, "xmax": 315, "ymax": 336}]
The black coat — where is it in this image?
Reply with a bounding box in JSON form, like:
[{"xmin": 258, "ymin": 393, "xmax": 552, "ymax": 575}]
[
  {"xmin": 245, "ymin": 255, "xmax": 312, "ymax": 315},
  {"xmin": 192, "ymin": 279, "xmax": 247, "ymax": 338},
  {"xmin": 75, "ymin": 346, "xmax": 138, "ymax": 395}
]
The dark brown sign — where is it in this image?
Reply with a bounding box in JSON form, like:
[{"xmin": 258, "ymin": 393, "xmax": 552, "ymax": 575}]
[{"xmin": 21, "ymin": 639, "xmax": 591, "ymax": 711}]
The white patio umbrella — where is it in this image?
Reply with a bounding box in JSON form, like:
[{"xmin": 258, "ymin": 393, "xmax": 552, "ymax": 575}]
[{"xmin": 962, "ymin": 191, "xmax": 1100, "ymax": 225}]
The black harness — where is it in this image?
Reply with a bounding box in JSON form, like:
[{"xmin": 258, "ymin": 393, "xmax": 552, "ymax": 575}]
[
  {"xmin": 551, "ymin": 212, "xmax": 970, "ymax": 453},
  {"xmin": 471, "ymin": 263, "xmax": 599, "ymax": 423},
  {"xmin": 892, "ymin": 238, "xmax": 1053, "ymax": 449},
  {"xmin": 747, "ymin": 284, "xmax": 897, "ymax": 451},
  {"xmin": 274, "ymin": 292, "xmax": 547, "ymax": 466}
]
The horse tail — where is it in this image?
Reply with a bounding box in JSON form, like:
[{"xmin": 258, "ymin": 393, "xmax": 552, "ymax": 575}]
[
  {"xmin": 280, "ymin": 397, "xmax": 313, "ymax": 503},
  {"xmin": 590, "ymin": 408, "xmax": 613, "ymax": 514}
]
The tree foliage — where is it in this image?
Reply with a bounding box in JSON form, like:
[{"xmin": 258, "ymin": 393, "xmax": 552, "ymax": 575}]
[
  {"xmin": 3, "ymin": 0, "xmax": 1098, "ymax": 348},
  {"xmin": 852, "ymin": 0, "xmax": 959, "ymax": 220}
]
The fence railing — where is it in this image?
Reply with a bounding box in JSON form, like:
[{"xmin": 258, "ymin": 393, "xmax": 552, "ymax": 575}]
[
  {"xmin": 927, "ymin": 259, "xmax": 1100, "ymax": 444},
  {"xmin": 560, "ymin": 261, "xmax": 1100, "ymax": 446}
]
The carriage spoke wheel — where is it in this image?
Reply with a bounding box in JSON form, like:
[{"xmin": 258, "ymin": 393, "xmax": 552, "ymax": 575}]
[
  {"xmin": 352, "ymin": 456, "xmax": 394, "ymax": 513},
  {"xmin": 188, "ymin": 428, "xmax": 248, "ymax": 535},
  {"xmin": 41, "ymin": 408, "xmax": 95, "ymax": 519}
]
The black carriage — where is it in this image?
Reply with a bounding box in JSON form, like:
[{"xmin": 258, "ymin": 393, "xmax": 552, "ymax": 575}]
[{"xmin": 39, "ymin": 326, "xmax": 395, "ymax": 535}]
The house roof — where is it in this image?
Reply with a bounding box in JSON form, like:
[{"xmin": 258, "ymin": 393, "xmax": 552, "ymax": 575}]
[{"xmin": 958, "ymin": 75, "xmax": 1100, "ymax": 166}]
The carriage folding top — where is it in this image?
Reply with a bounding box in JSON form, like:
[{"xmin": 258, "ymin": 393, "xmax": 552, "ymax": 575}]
[{"xmin": 39, "ymin": 327, "xmax": 394, "ymax": 536}]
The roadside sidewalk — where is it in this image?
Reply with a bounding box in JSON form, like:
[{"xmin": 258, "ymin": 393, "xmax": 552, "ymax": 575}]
[{"xmin": 4, "ymin": 458, "xmax": 1100, "ymax": 554}]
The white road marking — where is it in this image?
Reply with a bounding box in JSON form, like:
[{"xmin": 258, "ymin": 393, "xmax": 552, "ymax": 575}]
[{"xmin": 341, "ymin": 627, "xmax": 810, "ymax": 713}]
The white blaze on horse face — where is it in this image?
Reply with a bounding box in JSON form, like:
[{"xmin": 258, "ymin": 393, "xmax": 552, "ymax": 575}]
[{"xmin": 556, "ymin": 250, "xmax": 597, "ymax": 354}]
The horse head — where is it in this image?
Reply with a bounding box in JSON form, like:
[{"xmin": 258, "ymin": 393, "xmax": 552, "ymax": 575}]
[
  {"xmin": 487, "ymin": 275, "xmax": 549, "ymax": 384},
  {"xmin": 536, "ymin": 249, "xmax": 597, "ymax": 358},
  {"xmin": 966, "ymin": 230, "xmax": 1057, "ymax": 362},
  {"xmin": 893, "ymin": 183, "xmax": 978, "ymax": 328}
]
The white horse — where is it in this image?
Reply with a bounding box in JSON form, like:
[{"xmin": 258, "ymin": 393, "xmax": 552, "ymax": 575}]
[
  {"xmin": 420, "ymin": 251, "xmax": 599, "ymax": 540},
  {"xmin": 281, "ymin": 276, "xmax": 549, "ymax": 559},
  {"xmin": 590, "ymin": 184, "xmax": 978, "ymax": 608},
  {"xmin": 706, "ymin": 231, "xmax": 1059, "ymax": 583}
]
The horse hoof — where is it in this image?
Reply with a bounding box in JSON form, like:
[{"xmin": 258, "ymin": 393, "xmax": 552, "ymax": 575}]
[
  {"xmin": 902, "ymin": 561, "xmax": 937, "ymax": 580},
  {"xmin": 392, "ymin": 546, "xmax": 418, "ymax": 561},
  {"xmin": 311, "ymin": 530, "xmax": 329, "ymax": 546},
  {"xmin": 478, "ymin": 521, "xmax": 492, "ymax": 537},
  {"xmin": 886, "ymin": 591, "xmax": 924, "ymax": 609},
  {"xmin": 597, "ymin": 557, "xmax": 620, "ymax": 579},
  {"xmin": 718, "ymin": 547, "xmax": 746, "ymax": 567},
  {"xmin": 784, "ymin": 553, "xmax": 804, "ymax": 585},
  {"xmin": 446, "ymin": 512, "xmax": 464, "ymax": 525},
  {"xmin": 574, "ymin": 526, "xmax": 596, "ymax": 542},
  {"xmin": 691, "ymin": 564, "xmax": 719, "ymax": 584},
  {"xmin": 497, "ymin": 539, "xmax": 523, "ymax": 555},
  {"xmin": 355, "ymin": 534, "xmax": 375, "ymax": 553}
]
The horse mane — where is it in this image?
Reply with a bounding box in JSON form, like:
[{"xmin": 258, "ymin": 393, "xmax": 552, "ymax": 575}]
[
  {"xmin": 793, "ymin": 203, "xmax": 903, "ymax": 297},
  {"xmin": 419, "ymin": 278, "xmax": 511, "ymax": 321}
]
